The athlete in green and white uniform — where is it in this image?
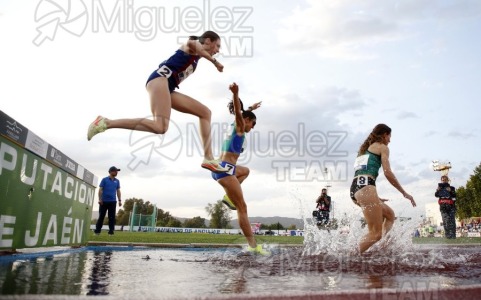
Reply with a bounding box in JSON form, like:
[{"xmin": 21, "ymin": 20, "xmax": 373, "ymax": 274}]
[{"xmin": 351, "ymin": 124, "xmax": 416, "ymax": 254}]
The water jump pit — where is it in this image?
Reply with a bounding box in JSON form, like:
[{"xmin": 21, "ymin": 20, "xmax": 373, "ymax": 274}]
[{"xmin": 1, "ymin": 242, "xmax": 481, "ymax": 300}]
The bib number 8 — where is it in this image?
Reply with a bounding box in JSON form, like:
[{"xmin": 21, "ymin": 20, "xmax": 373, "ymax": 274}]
[{"xmin": 357, "ymin": 175, "xmax": 368, "ymax": 186}]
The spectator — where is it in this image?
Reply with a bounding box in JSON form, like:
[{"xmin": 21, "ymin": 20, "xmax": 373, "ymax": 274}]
[
  {"xmin": 435, "ymin": 175, "xmax": 457, "ymax": 239},
  {"xmin": 94, "ymin": 166, "xmax": 122, "ymax": 236},
  {"xmin": 315, "ymin": 188, "xmax": 331, "ymax": 226}
]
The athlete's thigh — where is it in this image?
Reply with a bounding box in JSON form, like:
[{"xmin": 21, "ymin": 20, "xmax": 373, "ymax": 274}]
[
  {"xmin": 218, "ymin": 175, "xmax": 246, "ymax": 209},
  {"xmin": 381, "ymin": 202, "xmax": 395, "ymax": 221},
  {"xmin": 235, "ymin": 165, "xmax": 249, "ymax": 178},
  {"xmin": 356, "ymin": 186, "xmax": 383, "ymax": 229},
  {"xmin": 146, "ymin": 77, "xmax": 172, "ymax": 119},
  {"xmin": 170, "ymin": 91, "xmax": 210, "ymax": 117}
]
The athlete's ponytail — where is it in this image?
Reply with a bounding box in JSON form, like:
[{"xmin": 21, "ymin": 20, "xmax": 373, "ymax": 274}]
[
  {"xmin": 228, "ymin": 98, "xmax": 244, "ymax": 115},
  {"xmin": 228, "ymin": 99, "xmax": 256, "ymax": 120},
  {"xmin": 357, "ymin": 124, "xmax": 391, "ymax": 156}
]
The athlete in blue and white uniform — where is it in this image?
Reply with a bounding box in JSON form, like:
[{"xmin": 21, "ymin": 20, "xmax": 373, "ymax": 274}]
[
  {"xmin": 87, "ymin": 31, "xmax": 228, "ymax": 173},
  {"xmin": 351, "ymin": 124, "xmax": 416, "ymax": 254},
  {"xmin": 211, "ymin": 122, "xmax": 247, "ymax": 182},
  {"xmin": 146, "ymin": 49, "xmax": 200, "ymax": 93},
  {"xmin": 211, "ymin": 83, "xmax": 268, "ymax": 255}
]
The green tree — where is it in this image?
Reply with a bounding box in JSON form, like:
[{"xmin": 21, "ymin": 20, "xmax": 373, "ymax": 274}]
[
  {"xmin": 456, "ymin": 186, "xmax": 470, "ymax": 220},
  {"xmin": 116, "ymin": 198, "xmax": 152, "ymax": 226},
  {"xmin": 456, "ymin": 162, "xmax": 481, "ymax": 220},
  {"xmin": 116, "ymin": 209, "xmax": 130, "ymax": 226},
  {"xmin": 268, "ymin": 223, "xmax": 284, "ymax": 230},
  {"xmin": 205, "ymin": 200, "xmax": 232, "ymax": 229},
  {"xmin": 116, "ymin": 198, "xmax": 181, "ymax": 227},
  {"xmin": 184, "ymin": 216, "xmax": 207, "ymax": 228},
  {"xmin": 157, "ymin": 208, "xmax": 181, "ymax": 227},
  {"xmin": 166, "ymin": 218, "xmax": 183, "ymax": 227}
]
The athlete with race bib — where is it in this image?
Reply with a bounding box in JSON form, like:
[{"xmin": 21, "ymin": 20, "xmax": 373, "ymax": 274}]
[
  {"xmin": 350, "ymin": 123, "xmax": 416, "ymax": 254},
  {"xmin": 87, "ymin": 31, "xmax": 228, "ymax": 173},
  {"xmin": 211, "ymin": 82, "xmax": 268, "ymax": 255}
]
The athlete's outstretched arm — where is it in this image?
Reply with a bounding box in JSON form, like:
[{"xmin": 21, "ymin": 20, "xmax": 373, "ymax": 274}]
[
  {"xmin": 229, "ymin": 83, "xmax": 245, "ymax": 135},
  {"xmin": 380, "ymin": 145, "xmax": 416, "ymax": 207}
]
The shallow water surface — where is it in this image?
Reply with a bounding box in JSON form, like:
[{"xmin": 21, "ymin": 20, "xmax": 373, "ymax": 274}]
[{"xmin": 1, "ymin": 245, "xmax": 480, "ymax": 298}]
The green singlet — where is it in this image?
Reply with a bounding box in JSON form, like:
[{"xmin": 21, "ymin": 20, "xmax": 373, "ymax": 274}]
[{"xmin": 353, "ymin": 150, "xmax": 382, "ymax": 179}]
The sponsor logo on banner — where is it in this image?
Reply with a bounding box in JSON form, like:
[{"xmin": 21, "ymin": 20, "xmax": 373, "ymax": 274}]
[
  {"xmin": 65, "ymin": 158, "xmax": 77, "ymax": 173},
  {"xmin": 25, "ymin": 130, "xmax": 48, "ymax": 158},
  {"xmin": 83, "ymin": 169, "xmax": 94, "ymax": 186},
  {"xmin": 46, "ymin": 145, "xmax": 78, "ymax": 176},
  {"xmin": 0, "ymin": 110, "xmax": 28, "ymax": 146},
  {"xmin": 47, "ymin": 145, "xmax": 64, "ymax": 167}
]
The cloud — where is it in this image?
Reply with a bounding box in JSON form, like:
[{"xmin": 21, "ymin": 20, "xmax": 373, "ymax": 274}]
[
  {"xmin": 448, "ymin": 131, "xmax": 476, "ymax": 139},
  {"xmin": 229, "ymin": 85, "xmax": 367, "ymax": 174},
  {"xmin": 423, "ymin": 130, "xmax": 438, "ymax": 137},
  {"xmin": 276, "ymin": 0, "xmax": 481, "ymax": 59},
  {"xmin": 396, "ymin": 111, "xmax": 418, "ymax": 119}
]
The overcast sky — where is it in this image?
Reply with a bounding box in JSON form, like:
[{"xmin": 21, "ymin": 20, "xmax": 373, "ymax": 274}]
[{"xmin": 1, "ymin": 0, "xmax": 480, "ymax": 223}]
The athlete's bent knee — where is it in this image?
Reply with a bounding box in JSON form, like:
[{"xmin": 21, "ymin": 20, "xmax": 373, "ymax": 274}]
[
  {"xmin": 372, "ymin": 232, "xmax": 382, "ymax": 242},
  {"xmin": 152, "ymin": 123, "xmax": 169, "ymax": 134},
  {"xmin": 198, "ymin": 106, "xmax": 212, "ymax": 120},
  {"xmin": 236, "ymin": 201, "xmax": 247, "ymax": 212}
]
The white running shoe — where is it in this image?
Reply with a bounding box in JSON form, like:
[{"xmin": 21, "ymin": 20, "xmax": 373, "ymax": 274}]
[
  {"xmin": 87, "ymin": 116, "xmax": 107, "ymax": 141},
  {"xmin": 201, "ymin": 159, "xmax": 229, "ymax": 173}
]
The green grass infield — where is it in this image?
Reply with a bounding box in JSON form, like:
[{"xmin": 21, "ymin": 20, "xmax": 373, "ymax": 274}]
[{"xmin": 88, "ymin": 231, "xmax": 481, "ymax": 246}]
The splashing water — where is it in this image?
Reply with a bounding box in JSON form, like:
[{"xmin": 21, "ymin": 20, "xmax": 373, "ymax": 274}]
[{"xmin": 289, "ymin": 188, "xmax": 477, "ymax": 272}]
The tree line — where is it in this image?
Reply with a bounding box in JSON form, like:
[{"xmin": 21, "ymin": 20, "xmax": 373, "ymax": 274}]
[
  {"xmin": 92, "ymin": 198, "xmax": 298, "ymax": 230},
  {"xmin": 455, "ymin": 162, "xmax": 481, "ymax": 220}
]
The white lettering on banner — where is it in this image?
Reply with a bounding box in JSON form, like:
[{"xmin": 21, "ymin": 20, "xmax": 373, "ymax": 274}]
[
  {"xmin": 65, "ymin": 176, "xmax": 75, "ymax": 198},
  {"xmin": 62, "ymin": 209, "xmax": 72, "ymax": 245},
  {"xmin": 0, "ymin": 142, "xmax": 16, "ymax": 175},
  {"xmin": 40, "ymin": 163, "xmax": 53, "ymax": 188},
  {"xmin": 52, "ymin": 171, "xmax": 63, "ymax": 195},
  {"xmin": 0, "ymin": 215, "xmax": 16, "ymax": 247},
  {"xmin": 21, "ymin": 153, "xmax": 37, "ymax": 185},
  {"xmin": 73, "ymin": 219, "xmax": 84, "ymax": 243},
  {"xmin": 0, "ymin": 142, "xmax": 95, "ymax": 207},
  {"xmin": 78, "ymin": 184, "xmax": 86, "ymax": 204},
  {"xmin": 0, "ymin": 211, "xmax": 87, "ymax": 247},
  {"xmin": 43, "ymin": 214, "xmax": 58, "ymax": 245},
  {"xmin": 25, "ymin": 212, "xmax": 42, "ymax": 247}
]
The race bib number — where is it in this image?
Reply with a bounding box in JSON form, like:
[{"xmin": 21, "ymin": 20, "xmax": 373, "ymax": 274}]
[
  {"xmin": 357, "ymin": 175, "xmax": 369, "ymax": 186},
  {"xmin": 156, "ymin": 65, "xmax": 172, "ymax": 78},
  {"xmin": 178, "ymin": 65, "xmax": 194, "ymax": 83},
  {"xmin": 354, "ymin": 154, "xmax": 369, "ymax": 171},
  {"xmin": 224, "ymin": 162, "xmax": 236, "ymax": 175}
]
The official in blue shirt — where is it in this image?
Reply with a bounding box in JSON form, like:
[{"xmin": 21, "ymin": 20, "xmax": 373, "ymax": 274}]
[{"xmin": 94, "ymin": 166, "xmax": 122, "ymax": 235}]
